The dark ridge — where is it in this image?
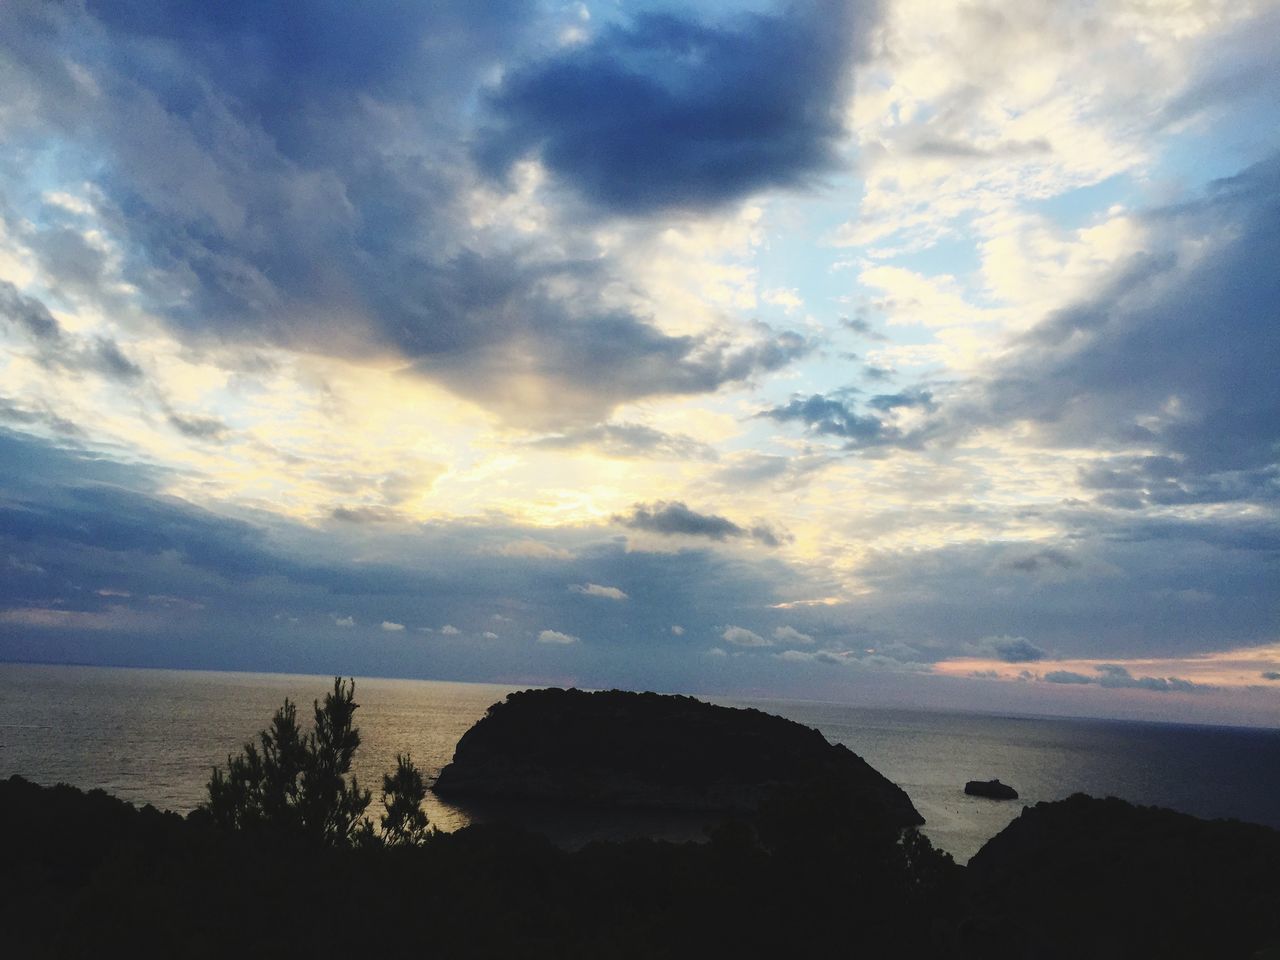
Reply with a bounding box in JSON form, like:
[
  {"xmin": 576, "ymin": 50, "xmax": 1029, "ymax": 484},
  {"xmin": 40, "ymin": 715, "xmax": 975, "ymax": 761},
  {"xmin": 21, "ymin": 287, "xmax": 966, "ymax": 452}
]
[{"xmin": 433, "ymin": 687, "xmax": 923, "ymax": 827}]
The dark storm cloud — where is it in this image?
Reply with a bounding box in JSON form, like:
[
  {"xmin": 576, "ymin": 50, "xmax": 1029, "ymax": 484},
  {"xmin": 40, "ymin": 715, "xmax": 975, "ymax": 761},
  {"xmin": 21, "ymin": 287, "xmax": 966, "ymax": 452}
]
[
  {"xmin": 1262, "ymin": 671, "xmax": 1280, "ymax": 681},
  {"xmin": 615, "ymin": 501, "xmax": 787, "ymax": 546},
  {"xmin": 970, "ymin": 153, "xmax": 1280, "ymax": 501},
  {"xmin": 476, "ymin": 0, "xmax": 879, "ymax": 214},
  {"xmin": 0, "ymin": 1, "xmax": 813, "ymax": 425}
]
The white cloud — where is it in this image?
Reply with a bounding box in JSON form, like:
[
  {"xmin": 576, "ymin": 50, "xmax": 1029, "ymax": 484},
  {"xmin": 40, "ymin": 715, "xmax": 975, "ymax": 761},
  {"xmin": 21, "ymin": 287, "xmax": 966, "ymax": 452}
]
[
  {"xmin": 569, "ymin": 582, "xmax": 629, "ymax": 600},
  {"xmin": 333, "ymin": 615, "xmax": 355, "ymax": 627},
  {"xmin": 538, "ymin": 629, "xmax": 579, "ymax": 645},
  {"xmin": 381, "ymin": 621, "xmax": 405, "ymax": 632},
  {"xmin": 773, "ymin": 625, "xmax": 815, "ymax": 645},
  {"xmin": 482, "ymin": 631, "xmax": 499, "ymax": 639},
  {"xmin": 722, "ymin": 625, "xmax": 770, "ymax": 647},
  {"xmin": 762, "ymin": 287, "xmax": 804, "ymax": 314},
  {"xmin": 440, "ymin": 624, "xmax": 460, "ymax": 635},
  {"xmin": 671, "ymin": 624, "xmax": 685, "ymax": 635}
]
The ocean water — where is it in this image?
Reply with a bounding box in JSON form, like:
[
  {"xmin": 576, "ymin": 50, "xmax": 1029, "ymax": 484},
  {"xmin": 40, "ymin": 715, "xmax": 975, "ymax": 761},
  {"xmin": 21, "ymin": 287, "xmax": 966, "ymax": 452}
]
[{"xmin": 2, "ymin": 663, "xmax": 1277, "ymax": 863}]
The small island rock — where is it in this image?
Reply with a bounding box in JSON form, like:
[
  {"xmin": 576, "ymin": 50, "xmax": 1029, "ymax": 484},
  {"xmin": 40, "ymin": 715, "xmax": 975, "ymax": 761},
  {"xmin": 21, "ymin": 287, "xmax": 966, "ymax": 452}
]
[
  {"xmin": 434, "ymin": 687, "xmax": 924, "ymax": 827},
  {"xmin": 965, "ymin": 778, "xmax": 1019, "ymax": 800}
]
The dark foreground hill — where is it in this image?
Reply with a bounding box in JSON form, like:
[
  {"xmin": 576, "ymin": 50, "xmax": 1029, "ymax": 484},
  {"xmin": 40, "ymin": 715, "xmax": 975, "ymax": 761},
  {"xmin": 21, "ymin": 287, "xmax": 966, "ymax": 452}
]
[
  {"xmin": 433, "ymin": 687, "xmax": 923, "ymax": 827},
  {"xmin": 0, "ymin": 774, "xmax": 958, "ymax": 958},
  {"xmin": 965, "ymin": 793, "xmax": 1280, "ymax": 959},
  {"xmin": 3, "ymin": 779, "xmax": 1280, "ymax": 957}
]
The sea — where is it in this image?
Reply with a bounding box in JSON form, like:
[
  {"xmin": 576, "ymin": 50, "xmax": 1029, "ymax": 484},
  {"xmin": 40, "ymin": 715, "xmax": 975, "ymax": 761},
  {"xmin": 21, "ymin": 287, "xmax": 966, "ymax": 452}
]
[{"xmin": 2, "ymin": 662, "xmax": 1277, "ymax": 864}]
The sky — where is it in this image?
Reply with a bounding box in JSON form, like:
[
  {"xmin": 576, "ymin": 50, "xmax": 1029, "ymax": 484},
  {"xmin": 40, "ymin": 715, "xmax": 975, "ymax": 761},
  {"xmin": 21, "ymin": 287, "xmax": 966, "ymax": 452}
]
[{"xmin": 1, "ymin": 0, "xmax": 1278, "ymax": 725}]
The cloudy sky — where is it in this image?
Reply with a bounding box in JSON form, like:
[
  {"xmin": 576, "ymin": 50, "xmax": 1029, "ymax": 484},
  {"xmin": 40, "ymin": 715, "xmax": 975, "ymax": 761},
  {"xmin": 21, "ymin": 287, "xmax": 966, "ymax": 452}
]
[{"xmin": 1, "ymin": 0, "xmax": 1277, "ymax": 724}]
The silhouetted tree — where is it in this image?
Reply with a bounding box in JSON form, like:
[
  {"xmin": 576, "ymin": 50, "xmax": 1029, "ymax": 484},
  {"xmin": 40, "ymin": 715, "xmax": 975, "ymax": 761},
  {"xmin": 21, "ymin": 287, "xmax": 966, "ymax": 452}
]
[
  {"xmin": 380, "ymin": 753, "xmax": 430, "ymax": 846},
  {"xmin": 203, "ymin": 676, "xmax": 372, "ymax": 845}
]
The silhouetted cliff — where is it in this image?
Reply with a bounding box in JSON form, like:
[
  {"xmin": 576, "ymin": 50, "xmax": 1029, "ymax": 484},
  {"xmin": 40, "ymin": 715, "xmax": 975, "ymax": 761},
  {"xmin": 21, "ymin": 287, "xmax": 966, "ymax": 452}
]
[{"xmin": 433, "ymin": 687, "xmax": 924, "ymax": 827}]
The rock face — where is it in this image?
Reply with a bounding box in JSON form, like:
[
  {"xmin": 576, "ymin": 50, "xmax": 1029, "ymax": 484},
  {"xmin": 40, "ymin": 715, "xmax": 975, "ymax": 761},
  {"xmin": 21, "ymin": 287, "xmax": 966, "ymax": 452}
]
[
  {"xmin": 965, "ymin": 778, "xmax": 1019, "ymax": 800},
  {"xmin": 433, "ymin": 688, "xmax": 924, "ymax": 827}
]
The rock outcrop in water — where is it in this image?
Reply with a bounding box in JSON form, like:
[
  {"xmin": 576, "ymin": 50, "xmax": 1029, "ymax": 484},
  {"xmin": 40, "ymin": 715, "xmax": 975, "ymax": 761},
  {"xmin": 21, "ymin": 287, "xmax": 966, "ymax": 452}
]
[
  {"xmin": 965, "ymin": 778, "xmax": 1019, "ymax": 800},
  {"xmin": 433, "ymin": 687, "xmax": 924, "ymax": 827}
]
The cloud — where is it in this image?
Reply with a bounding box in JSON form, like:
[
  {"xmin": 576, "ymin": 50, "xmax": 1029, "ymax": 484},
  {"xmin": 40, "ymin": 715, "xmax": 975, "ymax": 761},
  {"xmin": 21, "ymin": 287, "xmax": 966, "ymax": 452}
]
[
  {"xmin": 1041, "ymin": 664, "xmax": 1206, "ymax": 692},
  {"xmin": 528, "ymin": 422, "xmax": 716, "ymax": 461},
  {"xmin": 537, "ymin": 629, "xmax": 579, "ymax": 645},
  {"xmin": 908, "ymin": 136, "xmax": 1052, "ymax": 160},
  {"xmin": 0, "ymin": 397, "xmax": 84, "ymax": 437},
  {"xmin": 968, "ymin": 154, "xmax": 1280, "ymax": 501},
  {"xmin": 381, "ymin": 621, "xmax": 405, "ymax": 632},
  {"xmin": 841, "ymin": 316, "xmax": 886, "ymax": 340},
  {"xmin": 166, "ymin": 413, "xmax": 230, "ymax": 442},
  {"xmin": 476, "ymin": 0, "xmax": 879, "ymax": 213},
  {"xmin": 759, "ymin": 393, "xmax": 891, "ymax": 445},
  {"xmin": 482, "ymin": 631, "xmax": 498, "ymax": 640},
  {"xmin": 757, "ymin": 391, "xmax": 933, "ymax": 450},
  {"xmin": 773, "ymin": 625, "xmax": 814, "ymax": 646},
  {"xmin": 0, "ymin": 281, "xmax": 61, "ymax": 342},
  {"xmin": 979, "ymin": 635, "xmax": 1047, "ymax": 663},
  {"xmin": 0, "ymin": 2, "xmax": 812, "ymax": 427},
  {"xmin": 330, "ymin": 506, "xmax": 400, "ymax": 524},
  {"xmin": 440, "ymin": 624, "xmax": 461, "ymax": 636},
  {"xmin": 671, "ymin": 625, "xmax": 685, "ymax": 635},
  {"xmin": 569, "ymin": 583, "xmax": 628, "ymax": 601},
  {"xmin": 1094, "ymin": 664, "xmax": 1202, "ymax": 693},
  {"xmin": 1262, "ymin": 671, "xmax": 1280, "ymax": 681},
  {"xmin": 1003, "ymin": 549, "xmax": 1078, "ymax": 574},
  {"xmin": 616, "ymin": 501, "xmax": 786, "ymax": 546},
  {"xmin": 722, "ymin": 625, "xmax": 770, "ymax": 647},
  {"xmin": 496, "ymin": 539, "xmax": 574, "ymax": 561},
  {"xmin": 333, "ymin": 615, "xmax": 355, "ymax": 628},
  {"xmin": 1, "ymin": 281, "xmax": 142, "ymax": 383},
  {"xmin": 1044, "ymin": 670, "xmax": 1094, "ymax": 685}
]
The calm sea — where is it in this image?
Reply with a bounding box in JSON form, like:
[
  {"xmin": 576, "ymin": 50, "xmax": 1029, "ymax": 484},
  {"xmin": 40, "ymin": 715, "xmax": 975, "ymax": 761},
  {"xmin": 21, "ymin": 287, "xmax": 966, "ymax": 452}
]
[{"xmin": 2, "ymin": 663, "xmax": 1277, "ymax": 863}]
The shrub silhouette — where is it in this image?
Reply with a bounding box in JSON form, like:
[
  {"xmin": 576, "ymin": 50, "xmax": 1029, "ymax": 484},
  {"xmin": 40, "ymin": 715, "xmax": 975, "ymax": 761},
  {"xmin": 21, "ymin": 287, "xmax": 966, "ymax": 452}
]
[
  {"xmin": 381, "ymin": 753, "xmax": 431, "ymax": 846},
  {"xmin": 203, "ymin": 676, "xmax": 375, "ymax": 845}
]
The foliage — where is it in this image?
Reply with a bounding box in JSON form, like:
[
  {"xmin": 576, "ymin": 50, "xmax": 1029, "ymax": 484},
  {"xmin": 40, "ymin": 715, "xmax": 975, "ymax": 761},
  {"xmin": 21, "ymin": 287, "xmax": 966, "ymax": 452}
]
[
  {"xmin": 381, "ymin": 753, "xmax": 431, "ymax": 846},
  {"xmin": 203, "ymin": 677, "xmax": 372, "ymax": 845}
]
